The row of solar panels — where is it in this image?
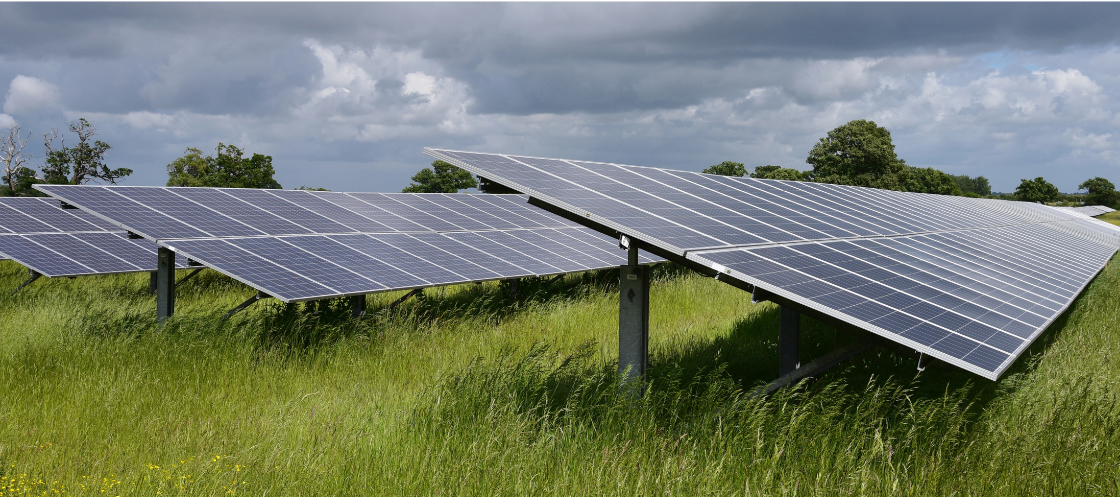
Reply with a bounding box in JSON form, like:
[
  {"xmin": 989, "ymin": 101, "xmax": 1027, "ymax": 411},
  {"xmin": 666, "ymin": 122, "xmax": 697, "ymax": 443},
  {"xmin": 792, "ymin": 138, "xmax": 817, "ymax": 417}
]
[
  {"xmin": 13, "ymin": 155, "xmax": 1120, "ymax": 381},
  {"xmin": 0, "ymin": 197, "xmax": 180, "ymax": 277},
  {"xmin": 427, "ymin": 148, "xmax": 1120, "ymax": 380},
  {"xmin": 1057, "ymin": 205, "xmax": 1115, "ymax": 217},
  {"xmin": 2, "ymin": 191, "xmax": 660, "ymax": 300}
]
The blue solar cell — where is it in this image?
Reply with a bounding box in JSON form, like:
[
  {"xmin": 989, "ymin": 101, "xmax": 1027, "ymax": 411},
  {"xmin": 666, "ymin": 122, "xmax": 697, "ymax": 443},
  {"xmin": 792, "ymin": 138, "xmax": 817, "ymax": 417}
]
[
  {"xmin": 408, "ymin": 232, "xmax": 533, "ymax": 278},
  {"xmin": 369, "ymin": 233, "xmax": 500, "ymax": 282},
  {"xmin": 0, "ymin": 202, "xmax": 66, "ymax": 233},
  {"xmin": 167, "ymin": 188, "xmax": 312, "ymax": 236},
  {"xmin": 268, "ymin": 190, "xmax": 393, "ymax": 233},
  {"xmin": 222, "ymin": 189, "xmax": 355, "ymax": 234},
  {"xmin": 280, "ymin": 235, "xmax": 429, "ymax": 289},
  {"xmin": 227, "ymin": 237, "xmax": 386, "ymax": 295},
  {"xmin": 112, "ymin": 187, "xmax": 264, "ymax": 237},
  {"xmin": 22, "ymin": 233, "xmax": 141, "ymax": 274},
  {"xmin": 0, "ymin": 235, "xmax": 93, "ymax": 276},
  {"xmin": 35, "ymin": 185, "xmax": 209, "ymax": 239},
  {"xmin": 166, "ymin": 238, "xmax": 335, "ymax": 301}
]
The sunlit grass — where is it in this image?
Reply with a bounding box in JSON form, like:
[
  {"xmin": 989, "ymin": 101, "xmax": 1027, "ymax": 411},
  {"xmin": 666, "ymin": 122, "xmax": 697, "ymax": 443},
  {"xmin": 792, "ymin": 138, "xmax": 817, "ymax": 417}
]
[{"xmin": 2, "ymin": 256, "xmax": 1119, "ymax": 495}]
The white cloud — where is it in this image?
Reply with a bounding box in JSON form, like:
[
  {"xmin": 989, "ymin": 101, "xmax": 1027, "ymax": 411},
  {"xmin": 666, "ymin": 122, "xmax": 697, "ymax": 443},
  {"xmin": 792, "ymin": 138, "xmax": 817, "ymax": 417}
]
[
  {"xmin": 0, "ymin": 114, "xmax": 15, "ymax": 128},
  {"xmin": 3, "ymin": 75, "xmax": 61, "ymax": 114},
  {"xmin": 121, "ymin": 111, "xmax": 176, "ymax": 130}
]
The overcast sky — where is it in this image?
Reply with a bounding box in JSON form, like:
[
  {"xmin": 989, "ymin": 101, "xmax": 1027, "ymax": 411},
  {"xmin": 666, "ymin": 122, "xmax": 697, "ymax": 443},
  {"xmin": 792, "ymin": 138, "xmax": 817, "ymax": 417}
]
[{"xmin": 2, "ymin": 3, "xmax": 1120, "ymax": 193}]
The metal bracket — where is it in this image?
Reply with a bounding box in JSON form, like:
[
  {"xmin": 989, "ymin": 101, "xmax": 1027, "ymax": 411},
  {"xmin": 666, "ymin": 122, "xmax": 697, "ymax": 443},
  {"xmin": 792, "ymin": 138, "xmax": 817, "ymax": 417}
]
[
  {"xmin": 917, "ymin": 352, "xmax": 934, "ymax": 371},
  {"xmin": 222, "ymin": 291, "xmax": 271, "ymax": 319},
  {"xmin": 11, "ymin": 270, "xmax": 42, "ymax": 296},
  {"xmin": 618, "ymin": 234, "xmax": 631, "ymax": 250}
]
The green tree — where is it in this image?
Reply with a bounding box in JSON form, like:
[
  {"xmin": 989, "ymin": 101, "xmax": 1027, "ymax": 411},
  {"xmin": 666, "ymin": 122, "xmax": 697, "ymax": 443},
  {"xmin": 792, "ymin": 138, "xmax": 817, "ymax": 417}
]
[
  {"xmin": 41, "ymin": 118, "xmax": 131, "ymax": 185},
  {"xmin": 1014, "ymin": 177, "xmax": 1060, "ymax": 203},
  {"xmin": 950, "ymin": 174, "xmax": 992, "ymax": 196},
  {"xmin": 1077, "ymin": 177, "xmax": 1120, "ymax": 208},
  {"xmin": 402, "ymin": 160, "xmax": 477, "ymax": 193},
  {"xmin": 166, "ymin": 143, "xmax": 281, "ymax": 189},
  {"xmin": 804, "ymin": 119, "xmax": 907, "ymax": 190},
  {"xmin": 902, "ymin": 167, "xmax": 963, "ymax": 196},
  {"xmin": 751, "ymin": 165, "xmax": 805, "ymax": 181},
  {"xmin": 701, "ymin": 161, "xmax": 746, "ymax": 177}
]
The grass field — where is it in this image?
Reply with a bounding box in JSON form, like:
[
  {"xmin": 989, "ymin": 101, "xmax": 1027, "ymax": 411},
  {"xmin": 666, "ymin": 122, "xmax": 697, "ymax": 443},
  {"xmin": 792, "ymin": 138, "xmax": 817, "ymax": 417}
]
[{"xmin": 2, "ymin": 250, "xmax": 1120, "ymax": 495}]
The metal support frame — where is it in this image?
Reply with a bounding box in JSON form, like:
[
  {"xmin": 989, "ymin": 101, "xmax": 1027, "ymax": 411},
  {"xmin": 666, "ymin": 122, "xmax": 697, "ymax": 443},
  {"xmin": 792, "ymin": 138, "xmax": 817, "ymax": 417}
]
[
  {"xmin": 10, "ymin": 269, "xmax": 42, "ymax": 296},
  {"xmin": 388, "ymin": 288, "xmax": 423, "ymax": 310},
  {"xmin": 223, "ymin": 291, "xmax": 270, "ymax": 319},
  {"xmin": 618, "ymin": 236, "xmax": 650, "ymax": 390},
  {"xmin": 149, "ymin": 271, "xmax": 158, "ymax": 295},
  {"xmin": 755, "ymin": 341, "xmax": 873, "ymax": 396},
  {"xmin": 350, "ymin": 294, "xmax": 366, "ymax": 318},
  {"xmin": 779, "ymin": 306, "xmax": 801, "ymax": 376},
  {"xmin": 175, "ymin": 267, "xmax": 204, "ymax": 289},
  {"xmin": 156, "ymin": 247, "xmax": 175, "ymax": 323}
]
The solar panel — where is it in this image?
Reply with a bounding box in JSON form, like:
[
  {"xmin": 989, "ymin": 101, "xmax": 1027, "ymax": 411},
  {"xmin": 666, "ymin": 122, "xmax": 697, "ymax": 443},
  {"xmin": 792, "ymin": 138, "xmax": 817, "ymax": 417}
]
[
  {"xmin": 425, "ymin": 148, "xmax": 1120, "ymax": 380},
  {"xmin": 0, "ymin": 197, "xmax": 176, "ymax": 278},
  {"xmin": 1057, "ymin": 205, "xmax": 1116, "ymax": 217},
  {"xmin": 32, "ymin": 186, "xmax": 664, "ymax": 304}
]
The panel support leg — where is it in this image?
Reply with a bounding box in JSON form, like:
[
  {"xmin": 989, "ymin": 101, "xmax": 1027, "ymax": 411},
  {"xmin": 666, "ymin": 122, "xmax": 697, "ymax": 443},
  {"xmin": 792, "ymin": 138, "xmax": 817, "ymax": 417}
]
[
  {"xmin": 149, "ymin": 271, "xmax": 157, "ymax": 296},
  {"xmin": 156, "ymin": 247, "xmax": 175, "ymax": 324},
  {"xmin": 350, "ymin": 294, "xmax": 366, "ymax": 318},
  {"xmin": 10, "ymin": 269, "xmax": 42, "ymax": 296},
  {"xmin": 779, "ymin": 306, "xmax": 800, "ymax": 377},
  {"xmin": 619, "ymin": 243, "xmax": 649, "ymax": 392}
]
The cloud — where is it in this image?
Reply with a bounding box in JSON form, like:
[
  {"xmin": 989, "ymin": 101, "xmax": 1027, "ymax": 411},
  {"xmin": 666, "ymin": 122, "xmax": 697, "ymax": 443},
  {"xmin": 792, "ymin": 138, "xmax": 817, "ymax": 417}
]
[
  {"xmin": 3, "ymin": 75, "xmax": 60, "ymax": 114},
  {"xmin": 0, "ymin": 113, "xmax": 15, "ymax": 128}
]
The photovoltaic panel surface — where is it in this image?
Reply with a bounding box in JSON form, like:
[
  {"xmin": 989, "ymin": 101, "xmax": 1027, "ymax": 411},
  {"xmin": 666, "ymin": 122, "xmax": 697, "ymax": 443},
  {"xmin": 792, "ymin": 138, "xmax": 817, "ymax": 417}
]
[
  {"xmin": 0, "ymin": 197, "xmax": 175, "ymax": 277},
  {"xmin": 1056, "ymin": 205, "xmax": 1116, "ymax": 217},
  {"xmin": 425, "ymin": 148, "xmax": 1120, "ymax": 379},
  {"xmin": 33, "ymin": 186, "xmax": 663, "ymax": 303}
]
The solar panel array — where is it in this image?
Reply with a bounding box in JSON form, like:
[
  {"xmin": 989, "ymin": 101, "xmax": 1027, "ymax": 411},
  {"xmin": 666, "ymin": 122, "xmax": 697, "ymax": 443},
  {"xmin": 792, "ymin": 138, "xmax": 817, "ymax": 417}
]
[
  {"xmin": 1057, "ymin": 205, "xmax": 1115, "ymax": 217},
  {"xmin": 33, "ymin": 186, "xmax": 662, "ymax": 302},
  {"xmin": 425, "ymin": 148, "xmax": 1120, "ymax": 380},
  {"xmin": 0, "ymin": 197, "xmax": 177, "ymax": 277}
]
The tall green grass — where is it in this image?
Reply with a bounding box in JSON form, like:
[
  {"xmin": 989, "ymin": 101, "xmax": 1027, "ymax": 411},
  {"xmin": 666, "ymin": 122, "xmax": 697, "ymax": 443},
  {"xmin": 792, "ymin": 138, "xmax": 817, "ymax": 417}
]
[{"xmin": 1, "ymin": 258, "xmax": 1118, "ymax": 495}]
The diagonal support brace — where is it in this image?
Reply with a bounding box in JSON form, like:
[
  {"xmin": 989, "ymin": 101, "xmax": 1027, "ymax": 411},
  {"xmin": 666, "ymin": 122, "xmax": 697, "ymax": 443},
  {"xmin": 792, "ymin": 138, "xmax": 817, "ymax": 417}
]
[
  {"xmin": 11, "ymin": 270, "xmax": 42, "ymax": 296},
  {"xmin": 755, "ymin": 341, "xmax": 874, "ymax": 396},
  {"xmin": 175, "ymin": 267, "xmax": 205, "ymax": 290},
  {"xmin": 222, "ymin": 291, "xmax": 271, "ymax": 320},
  {"xmin": 388, "ymin": 288, "xmax": 422, "ymax": 310}
]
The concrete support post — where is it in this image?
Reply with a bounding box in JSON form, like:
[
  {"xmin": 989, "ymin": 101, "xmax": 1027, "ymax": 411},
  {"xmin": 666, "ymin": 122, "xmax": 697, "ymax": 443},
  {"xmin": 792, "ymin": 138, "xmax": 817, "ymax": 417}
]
[
  {"xmin": 350, "ymin": 294, "xmax": 366, "ymax": 318},
  {"xmin": 779, "ymin": 306, "xmax": 800, "ymax": 376},
  {"xmin": 156, "ymin": 247, "xmax": 175, "ymax": 323},
  {"xmin": 619, "ymin": 243, "xmax": 649, "ymax": 387}
]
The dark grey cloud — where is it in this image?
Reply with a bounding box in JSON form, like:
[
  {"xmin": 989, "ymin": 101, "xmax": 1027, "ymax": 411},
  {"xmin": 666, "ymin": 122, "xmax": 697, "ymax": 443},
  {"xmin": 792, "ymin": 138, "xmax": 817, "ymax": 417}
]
[{"xmin": 1, "ymin": 3, "xmax": 1119, "ymax": 193}]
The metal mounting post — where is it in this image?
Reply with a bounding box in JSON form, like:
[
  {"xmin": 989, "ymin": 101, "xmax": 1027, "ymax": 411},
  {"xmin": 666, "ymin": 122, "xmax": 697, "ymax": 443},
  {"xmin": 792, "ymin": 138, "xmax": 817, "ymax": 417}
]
[
  {"xmin": 10, "ymin": 269, "xmax": 42, "ymax": 296},
  {"xmin": 156, "ymin": 247, "xmax": 175, "ymax": 323},
  {"xmin": 618, "ymin": 236, "xmax": 649, "ymax": 391},
  {"xmin": 779, "ymin": 306, "xmax": 801, "ymax": 376},
  {"xmin": 149, "ymin": 271, "xmax": 157, "ymax": 295},
  {"xmin": 350, "ymin": 294, "xmax": 366, "ymax": 318}
]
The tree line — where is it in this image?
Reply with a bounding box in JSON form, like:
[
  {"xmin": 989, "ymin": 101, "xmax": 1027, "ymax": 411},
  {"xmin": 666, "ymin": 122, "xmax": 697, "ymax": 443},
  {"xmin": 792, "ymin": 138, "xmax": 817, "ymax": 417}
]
[
  {"xmin": 702, "ymin": 119, "xmax": 1117, "ymax": 207},
  {"xmin": 1, "ymin": 118, "xmax": 133, "ymax": 196}
]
